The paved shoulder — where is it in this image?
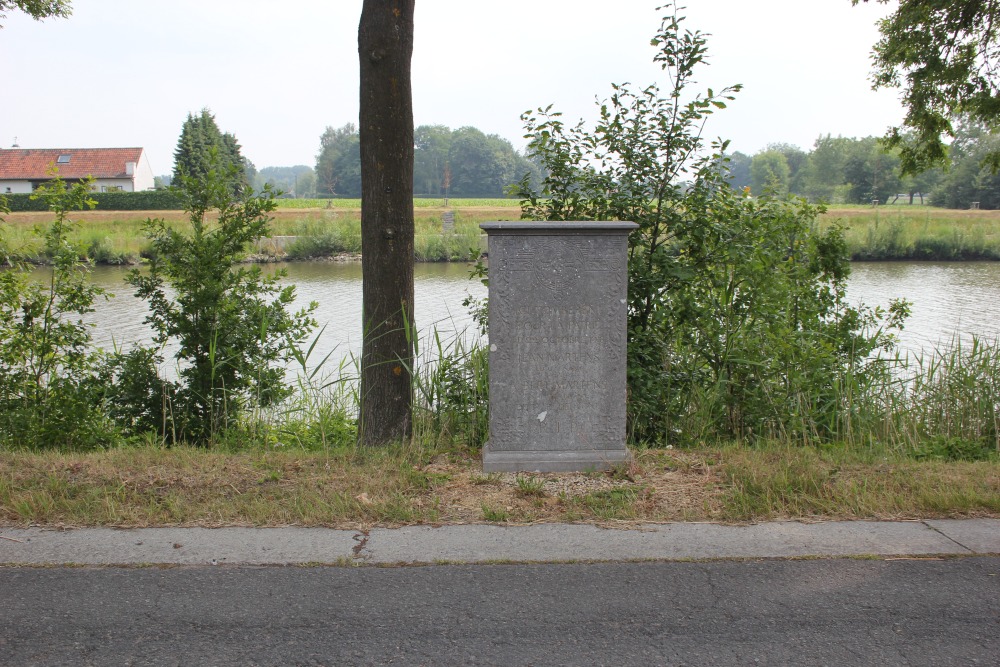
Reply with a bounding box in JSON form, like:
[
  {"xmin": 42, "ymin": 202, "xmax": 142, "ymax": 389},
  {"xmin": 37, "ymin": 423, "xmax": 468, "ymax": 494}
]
[
  {"xmin": 3, "ymin": 558, "xmax": 999, "ymax": 665},
  {"xmin": 1, "ymin": 519, "xmax": 996, "ymax": 566}
]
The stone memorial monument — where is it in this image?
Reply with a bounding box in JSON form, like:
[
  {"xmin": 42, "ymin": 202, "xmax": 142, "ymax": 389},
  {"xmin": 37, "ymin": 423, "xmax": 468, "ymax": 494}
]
[{"xmin": 480, "ymin": 221, "xmax": 637, "ymax": 472}]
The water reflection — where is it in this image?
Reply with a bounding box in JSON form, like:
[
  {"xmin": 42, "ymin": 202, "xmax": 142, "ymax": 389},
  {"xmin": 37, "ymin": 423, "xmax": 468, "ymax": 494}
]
[
  {"xmin": 845, "ymin": 262, "xmax": 1000, "ymax": 353},
  {"xmin": 35, "ymin": 260, "xmax": 1000, "ymax": 373},
  {"xmin": 73, "ymin": 262, "xmax": 486, "ymax": 375}
]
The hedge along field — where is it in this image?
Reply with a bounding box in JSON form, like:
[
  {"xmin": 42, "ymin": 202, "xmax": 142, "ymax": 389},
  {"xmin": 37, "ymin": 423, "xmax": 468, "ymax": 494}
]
[
  {"xmin": 0, "ymin": 201, "xmax": 523, "ymax": 264},
  {"xmin": 2, "ymin": 189, "xmax": 184, "ymax": 212}
]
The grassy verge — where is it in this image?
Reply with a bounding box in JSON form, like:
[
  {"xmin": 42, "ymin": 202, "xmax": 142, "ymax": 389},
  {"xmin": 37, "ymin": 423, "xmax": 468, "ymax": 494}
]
[
  {"xmin": 820, "ymin": 206, "xmax": 1000, "ymax": 260},
  {"xmin": 0, "ymin": 302, "xmax": 997, "ymax": 528},
  {"xmin": 2, "ymin": 442, "xmax": 996, "ymax": 528},
  {"xmin": 280, "ymin": 209, "xmax": 494, "ymax": 262}
]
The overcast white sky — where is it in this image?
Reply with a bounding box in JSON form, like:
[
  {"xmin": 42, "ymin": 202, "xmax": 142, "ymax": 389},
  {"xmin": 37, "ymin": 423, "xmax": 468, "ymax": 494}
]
[{"xmin": 0, "ymin": 0, "xmax": 901, "ymax": 176}]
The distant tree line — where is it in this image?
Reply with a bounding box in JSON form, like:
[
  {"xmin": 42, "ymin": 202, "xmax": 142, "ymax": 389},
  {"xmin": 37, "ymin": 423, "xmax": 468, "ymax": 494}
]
[
  {"xmin": 726, "ymin": 123, "xmax": 1000, "ymax": 209},
  {"xmin": 253, "ymin": 165, "xmax": 317, "ymax": 198},
  {"xmin": 166, "ymin": 111, "xmax": 1000, "ymax": 209},
  {"xmin": 315, "ymin": 123, "xmax": 544, "ymax": 198}
]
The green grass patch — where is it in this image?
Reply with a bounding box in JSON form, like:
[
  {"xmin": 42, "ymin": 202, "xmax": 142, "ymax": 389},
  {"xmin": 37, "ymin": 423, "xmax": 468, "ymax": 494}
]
[
  {"xmin": 481, "ymin": 503, "xmax": 510, "ymax": 522},
  {"xmin": 514, "ymin": 475, "xmax": 547, "ymax": 498},
  {"xmin": 575, "ymin": 486, "xmax": 642, "ymax": 520},
  {"xmin": 718, "ymin": 443, "xmax": 1000, "ymax": 521}
]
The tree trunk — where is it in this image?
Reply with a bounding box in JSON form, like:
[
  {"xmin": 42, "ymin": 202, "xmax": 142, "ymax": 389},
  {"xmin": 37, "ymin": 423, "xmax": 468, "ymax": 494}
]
[{"xmin": 358, "ymin": 0, "xmax": 416, "ymax": 445}]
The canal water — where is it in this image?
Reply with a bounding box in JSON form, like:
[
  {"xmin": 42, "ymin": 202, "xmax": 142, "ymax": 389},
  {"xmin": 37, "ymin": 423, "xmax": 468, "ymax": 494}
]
[
  {"xmin": 67, "ymin": 261, "xmax": 1000, "ymax": 373},
  {"xmin": 78, "ymin": 262, "xmax": 487, "ymax": 375},
  {"xmin": 846, "ymin": 262, "xmax": 1000, "ymax": 352}
]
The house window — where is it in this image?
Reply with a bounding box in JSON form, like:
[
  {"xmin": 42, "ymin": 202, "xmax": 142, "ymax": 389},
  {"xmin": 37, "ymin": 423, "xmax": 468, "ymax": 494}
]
[
  {"xmin": 101, "ymin": 185, "xmax": 123, "ymax": 193},
  {"xmin": 57, "ymin": 154, "xmax": 71, "ymax": 163},
  {"xmin": 4, "ymin": 187, "xmax": 10, "ymax": 194}
]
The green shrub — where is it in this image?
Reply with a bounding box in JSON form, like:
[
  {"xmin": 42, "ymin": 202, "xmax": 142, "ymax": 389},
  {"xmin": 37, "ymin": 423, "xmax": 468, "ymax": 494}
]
[
  {"xmin": 0, "ymin": 177, "xmax": 118, "ymax": 449},
  {"xmin": 913, "ymin": 435, "xmax": 996, "ymax": 462},
  {"xmin": 284, "ymin": 217, "xmax": 362, "ymax": 258},
  {"xmin": 95, "ymin": 346, "xmax": 178, "ymax": 442},
  {"xmin": 126, "ymin": 163, "xmax": 317, "ymax": 445},
  {"xmin": 514, "ymin": 4, "xmax": 908, "ymax": 445},
  {"xmin": 412, "ymin": 330, "xmax": 489, "ymax": 446}
]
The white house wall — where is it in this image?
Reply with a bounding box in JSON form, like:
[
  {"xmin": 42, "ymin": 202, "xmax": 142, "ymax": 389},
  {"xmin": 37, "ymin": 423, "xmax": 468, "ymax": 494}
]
[
  {"xmin": 3, "ymin": 178, "xmax": 145, "ymax": 193},
  {"xmin": 133, "ymin": 152, "xmax": 155, "ymax": 191},
  {"xmin": 1, "ymin": 180, "xmax": 33, "ymax": 194},
  {"xmin": 94, "ymin": 178, "xmax": 137, "ymax": 192}
]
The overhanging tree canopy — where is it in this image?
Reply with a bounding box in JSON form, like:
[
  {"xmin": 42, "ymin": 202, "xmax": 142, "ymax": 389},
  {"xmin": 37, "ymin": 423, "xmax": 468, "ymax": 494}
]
[
  {"xmin": 855, "ymin": 0, "xmax": 1000, "ymax": 173},
  {"xmin": 0, "ymin": 0, "xmax": 70, "ymax": 26}
]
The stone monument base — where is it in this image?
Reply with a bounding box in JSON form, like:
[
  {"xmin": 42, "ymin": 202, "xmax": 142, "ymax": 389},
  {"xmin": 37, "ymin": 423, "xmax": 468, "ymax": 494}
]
[{"xmin": 482, "ymin": 443, "xmax": 632, "ymax": 473}]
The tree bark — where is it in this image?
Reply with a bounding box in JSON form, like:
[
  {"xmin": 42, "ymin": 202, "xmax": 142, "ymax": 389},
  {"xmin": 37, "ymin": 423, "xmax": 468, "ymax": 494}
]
[{"xmin": 358, "ymin": 0, "xmax": 416, "ymax": 445}]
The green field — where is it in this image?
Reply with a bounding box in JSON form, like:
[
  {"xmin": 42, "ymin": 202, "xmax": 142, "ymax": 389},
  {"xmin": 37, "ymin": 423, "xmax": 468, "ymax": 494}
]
[
  {"xmin": 3, "ymin": 200, "xmax": 1000, "ymax": 265},
  {"xmin": 1, "ymin": 200, "xmax": 523, "ymax": 264}
]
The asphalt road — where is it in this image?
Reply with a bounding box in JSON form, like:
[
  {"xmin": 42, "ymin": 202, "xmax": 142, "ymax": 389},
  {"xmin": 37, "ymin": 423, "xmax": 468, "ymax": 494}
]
[{"xmin": 2, "ymin": 557, "xmax": 998, "ymax": 666}]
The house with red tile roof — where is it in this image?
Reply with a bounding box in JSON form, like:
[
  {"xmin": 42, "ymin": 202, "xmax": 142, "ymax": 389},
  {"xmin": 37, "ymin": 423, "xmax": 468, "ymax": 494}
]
[{"xmin": 0, "ymin": 147, "xmax": 155, "ymax": 194}]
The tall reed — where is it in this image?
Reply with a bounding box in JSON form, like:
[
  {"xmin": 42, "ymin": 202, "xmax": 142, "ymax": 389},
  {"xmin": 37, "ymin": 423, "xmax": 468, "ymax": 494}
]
[
  {"xmin": 761, "ymin": 336, "xmax": 1000, "ymax": 460},
  {"xmin": 409, "ymin": 326, "xmax": 489, "ymax": 448}
]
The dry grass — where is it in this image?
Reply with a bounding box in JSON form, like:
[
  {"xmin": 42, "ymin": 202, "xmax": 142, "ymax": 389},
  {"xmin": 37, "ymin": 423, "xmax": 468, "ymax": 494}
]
[{"xmin": 1, "ymin": 445, "xmax": 996, "ymax": 529}]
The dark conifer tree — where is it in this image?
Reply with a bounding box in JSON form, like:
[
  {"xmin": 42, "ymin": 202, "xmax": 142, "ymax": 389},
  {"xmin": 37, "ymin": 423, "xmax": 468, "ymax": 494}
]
[{"xmin": 172, "ymin": 108, "xmax": 249, "ymax": 192}]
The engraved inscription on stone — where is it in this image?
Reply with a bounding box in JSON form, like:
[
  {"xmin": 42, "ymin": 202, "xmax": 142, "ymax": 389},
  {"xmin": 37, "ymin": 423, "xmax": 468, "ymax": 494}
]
[{"xmin": 481, "ymin": 222, "xmax": 636, "ymax": 472}]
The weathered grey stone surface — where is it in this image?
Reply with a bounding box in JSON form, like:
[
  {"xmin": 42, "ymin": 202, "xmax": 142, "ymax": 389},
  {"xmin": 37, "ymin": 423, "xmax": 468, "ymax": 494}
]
[
  {"xmin": 362, "ymin": 521, "xmax": 973, "ymax": 564},
  {"xmin": 0, "ymin": 527, "xmax": 359, "ymax": 565},
  {"xmin": 925, "ymin": 518, "xmax": 1000, "ymax": 553},
  {"xmin": 1, "ymin": 520, "xmax": 990, "ymax": 566},
  {"xmin": 480, "ymin": 221, "xmax": 637, "ymax": 472}
]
